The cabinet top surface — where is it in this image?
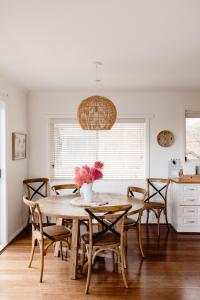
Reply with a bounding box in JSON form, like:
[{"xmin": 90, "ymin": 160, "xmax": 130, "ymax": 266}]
[{"xmin": 171, "ymin": 178, "xmax": 200, "ymax": 184}]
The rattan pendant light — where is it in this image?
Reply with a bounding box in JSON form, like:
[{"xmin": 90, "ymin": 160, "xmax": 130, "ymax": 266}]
[{"xmin": 77, "ymin": 62, "xmax": 117, "ymax": 130}]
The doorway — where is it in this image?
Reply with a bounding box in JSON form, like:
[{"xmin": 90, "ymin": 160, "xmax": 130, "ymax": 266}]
[{"xmin": 0, "ymin": 100, "xmax": 7, "ymax": 249}]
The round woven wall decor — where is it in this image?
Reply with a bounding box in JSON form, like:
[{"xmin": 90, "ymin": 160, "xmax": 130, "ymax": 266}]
[
  {"xmin": 157, "ymin": 130, "xmax": 175, "ymax": 147},
  {"xmin": 77, "ymin": 95, "xmax": 117, "ymax": 130}
]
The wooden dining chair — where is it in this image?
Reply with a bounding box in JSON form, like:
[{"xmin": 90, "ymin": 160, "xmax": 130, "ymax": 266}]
[
  {"xmin": 81, "ymin": 204, "xmax": 131, "ymax": 294},
  {"xmin": 124, "ymin": 187, "xmax": 147, "ymax": 261},
  {"xmin": 23, "ymin": 178, "xmax": 50, "ymax": 224},
  {"xmin": 51, "ymin": 183, "xmax": 86, "ymax": 259},
  {"xmin": 51, "ymin": 183, "xmax": 88, "ymax": 230},
  {"xmin": 51, "ymin": 183, "xmax": 80, "ymax": 196},
  {"xmin": 145, "ymin": 178, "xmax": 171, "ymax": 237},
  {"xmin": 23, "ymin": 196, "xmax": 71, "ymax": 282}
]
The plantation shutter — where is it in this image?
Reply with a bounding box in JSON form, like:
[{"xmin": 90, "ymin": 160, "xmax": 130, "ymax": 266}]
[{"xmin": 49, "ymin": 118, "xmax": 146, "ymax": 180}]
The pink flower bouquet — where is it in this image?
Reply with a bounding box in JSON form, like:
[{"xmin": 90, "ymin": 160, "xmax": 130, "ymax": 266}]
[{"xmin": 74, "ymin": 161, "xmax": 104, "ymax": 187}]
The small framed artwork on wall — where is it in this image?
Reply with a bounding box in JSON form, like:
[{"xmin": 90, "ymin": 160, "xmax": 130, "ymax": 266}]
[{"xmin": 12, "ymin": 132, "xmax": 27, "ymax": 160}]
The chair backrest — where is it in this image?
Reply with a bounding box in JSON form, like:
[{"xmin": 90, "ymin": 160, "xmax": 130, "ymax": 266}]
[
  {"xmin": 146, "ymin": 178, "xmax": 171, "ymax": 203},
  {"xmin": 23, "ymin": 178, "xmax": 49, "ymax": 201},
  {"xmin": 23, "ymin": 196, "xmax": 43, "ymax": 237},
  {"xmin": 85, "ymin": 204, "xmax": 132, "ymax": 247},
  {"xmin": 127, "ymin": 186, "xmax": 147, "ymax": 200},
  {"xmin": 51, "ymin": 183, "xmax": 80, "ymax": 196}
]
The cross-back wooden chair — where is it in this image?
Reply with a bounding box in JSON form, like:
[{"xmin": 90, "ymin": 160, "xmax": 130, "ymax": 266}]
[
  {"xmin": 23, "ymin": 178, "xmax": 50, "ymax": 224},
  {"xmin": 51, "ymin": 183, "xmax": 88, "ymax": 230},
  {"xmin": 23, "ymin": 196, "xmax": 71, "ymax": 282},
  {"xmin": 51, "ymin": 183, "xmax": 80, "ymax": 196},
  {"xmin": 81, "ymin": 204, "xmax": 131, "ymax": 294},
  {"xmin": 125, "ymin": 186, "xmax": 147, "ymax": 261},
  {"xmin": 145, "ymin": 178, "xmax": 171, "ymax": 237}
]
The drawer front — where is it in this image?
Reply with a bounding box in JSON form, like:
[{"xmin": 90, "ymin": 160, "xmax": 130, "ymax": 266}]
[
  {"xmin": 183, "ymin": 196, "xmax": 200, "ymax": 205},
  {"xmin": 182, "ymin": 206, "xmax": 199, "ymax": 217},
  {"xmin": 183, "ymin": 185, "xmax": 199, "ymax": 196},
  {"xmin": 183, "ymin": 218, "xmax": 199, "ymax": 226}
]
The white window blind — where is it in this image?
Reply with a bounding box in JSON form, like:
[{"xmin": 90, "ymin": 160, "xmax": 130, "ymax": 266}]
[{"xmin": 49, "ymin": 118, "xmax": 146, "ymax": 180}]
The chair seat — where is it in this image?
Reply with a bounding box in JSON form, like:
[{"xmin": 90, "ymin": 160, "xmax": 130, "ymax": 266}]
[
  {"xmin": 82, "ymin": 231, "xmax": 120, "ymax": 246},
  {"xmin": 144, "ymin": 201, "xmax": 165, "ymax": 209},
  {"xmin": 43, "ymin": 225, "xmax": 71, "ymax": 239},
  {"xmin": 63, "ymin": 219, "xmax": 73, "ymax": 227},
  {"xmin": 124, "ymin": 217, "xmax": 137, "ymax": 231},
  {"xmin": 62, "ymin": 218, "xmax": 88, "ymax": 229}
]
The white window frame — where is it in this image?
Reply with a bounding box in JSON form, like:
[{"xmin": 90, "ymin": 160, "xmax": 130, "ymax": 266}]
[
  {"xmin": 47, "ymin": 115, "xmax": 150, "ymax": 181},
  {"xmin": 185, "ymin": 110, "xmax": 200, "ymax": 161}
]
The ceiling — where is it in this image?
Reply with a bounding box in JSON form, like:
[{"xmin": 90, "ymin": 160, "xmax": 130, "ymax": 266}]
[{"xmin": 0, "ymin": 0, "xmax": 200, "ymax": 91}]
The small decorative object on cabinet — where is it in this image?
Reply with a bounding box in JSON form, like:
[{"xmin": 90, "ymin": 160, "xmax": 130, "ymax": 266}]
[
  {"xmin": 171, "ymin": 178, "xmax": 200, "ymax": 232},
  {"xmin": 157, "ymin": 130, "xmax": 174, "ymax": 147},
  {"xmin": 12, "ymin": 132, "xmax": 26, "ymax": 160}
]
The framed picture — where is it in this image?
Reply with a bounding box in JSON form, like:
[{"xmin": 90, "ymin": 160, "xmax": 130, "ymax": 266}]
[{"xmin": 12, "ymin": 132, "xmax": 27, "ymax": 160}]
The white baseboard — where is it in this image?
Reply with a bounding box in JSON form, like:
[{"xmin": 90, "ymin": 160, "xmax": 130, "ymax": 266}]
[
  {"xmin": 0, "ymin": 243, "xmax": 6, "ymax": 252},
  {"xmin": 8, "ymin": 221, "xmax": 27, "ymax": 244}
]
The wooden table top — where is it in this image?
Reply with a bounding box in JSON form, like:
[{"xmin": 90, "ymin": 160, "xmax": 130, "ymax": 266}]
[{"xmin": 37, "ymin": 193, "xmax": 144, "ymax": 220}]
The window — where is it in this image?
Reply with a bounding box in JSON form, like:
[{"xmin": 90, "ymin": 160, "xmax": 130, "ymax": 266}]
[
  {"xmin": 186, "ymin": 111, "xmax": 200, "ymax": 160},
  {"xmin": 49, "ymin": 118, "xmax": 146, "ymax": 180}
]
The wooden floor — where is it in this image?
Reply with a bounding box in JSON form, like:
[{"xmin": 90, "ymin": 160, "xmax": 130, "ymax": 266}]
[{"xmin": 0, "ymin": 225, "xmax": 200, "ymax": 300}]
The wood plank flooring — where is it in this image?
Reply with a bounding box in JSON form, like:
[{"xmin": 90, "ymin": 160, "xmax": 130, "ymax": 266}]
[{"xmin": 0, "ymin": 225, "xmax": 200, "ymax": 300}]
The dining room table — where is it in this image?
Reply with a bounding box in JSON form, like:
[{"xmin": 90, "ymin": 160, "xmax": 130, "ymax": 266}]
[{"xmin": 37, "ymin": 192, "xmax": 144, "ymax": 280}]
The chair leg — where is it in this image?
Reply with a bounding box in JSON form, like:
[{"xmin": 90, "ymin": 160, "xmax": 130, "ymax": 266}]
[
  {"xmin": 28, "ymin": 237, "xmax": 36, "ymax": 268},
  {"xmin": 46, "ymin": 216, "xmax": 50, "ymax": 225},
  {"xmin": 123, "ymin": 231, "xmax": 128, "ymax": 269},
  {"xmin": 114, "ymin": 251, "xmax": 118, "ymax": 272},
  {"xmin": 157, "ymin": 209, "xmax": 161, "ymax": 238},
  {"xmin": 27, "ymin": 210, "xmax": 30, "ymax": 226},
  {"xmin": 137, "ymin": 216, "xmax": 145, "ymax": 258},
  {"xmin": 119, "ymin": 247, "xmax": 128, "ymax": 288},
  {"xmin": 112, "ymin": 251, "xmax": 115, "ymax": 271},
  {"xmin": 112, "ymin": 251, "xmax": 118, "ymax": 272},
  {"xmin": 164, "ymin": 208, "xmax": 170, "ymax": 229},
  {"xmin": 80, "ymin": 243, "xmax": 86, "ymax": 274},
  {"xmin": 39, "ymin": 240, "xmax": 44, "ymax": 283},
  {"xmin": 85, "ymin": 247, "xmax": 93, "ymax": 294},
  {"xmin": 60, "ymin": 241, "xmax": 63, "ymax": 260},
  {"xmin": 146, "ymin": 209, "xmax": 150, "ymax": 225}
]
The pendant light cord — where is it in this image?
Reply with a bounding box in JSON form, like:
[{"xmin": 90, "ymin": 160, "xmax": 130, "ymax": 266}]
[
  {"xmin": 94, "ymin": 61, "xmax": 102, "ymax": 94},
  {"xmin": 95, "ymin": 62, "xmax": 98, "ymax": 92}
]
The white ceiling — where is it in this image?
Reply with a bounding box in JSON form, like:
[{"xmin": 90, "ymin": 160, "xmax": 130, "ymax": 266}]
[{"xmin": 0, "ymin": 0, "xmax": 200, "ymax": 91}]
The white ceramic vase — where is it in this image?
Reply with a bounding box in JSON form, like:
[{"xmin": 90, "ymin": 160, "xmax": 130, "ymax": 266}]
[{"xmin": 82, "ymin": 182, "xmax": 93, "ymax": 202}]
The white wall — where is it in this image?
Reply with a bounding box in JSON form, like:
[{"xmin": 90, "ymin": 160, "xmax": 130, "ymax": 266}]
[
  {"xmin": 0, "ymin": 82, "xmax": 199, "ymax": 242},
  {"xmin": 28, "ymin": 91, "xmax": 200, "ymax": 222},
  {"xmin": 0, "ymin": 77, "xmax": 28, "ymax": 245}
]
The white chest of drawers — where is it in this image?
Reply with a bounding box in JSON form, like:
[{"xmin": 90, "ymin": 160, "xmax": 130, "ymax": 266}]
[{"xmin": 171, "ymin": 180, "xmax": 200, "ymax": 232}]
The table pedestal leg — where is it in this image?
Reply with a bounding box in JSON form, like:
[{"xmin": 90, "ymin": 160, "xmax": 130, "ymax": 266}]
[
  {"xmin": 54, "ymin": 218, "xmax": 63, "ymax": 257},
  {"xmin": 70, "ymin": 219, "xmax": 80, "ymax": 280}
]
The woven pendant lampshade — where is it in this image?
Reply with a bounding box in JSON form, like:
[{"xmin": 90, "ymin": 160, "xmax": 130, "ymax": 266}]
[{"xmin": 77, "ymin": 95, "xmax": 117, "ymax": 130}]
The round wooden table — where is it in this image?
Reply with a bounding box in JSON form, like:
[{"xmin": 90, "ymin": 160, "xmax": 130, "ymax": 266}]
[{"xmin": 37, "ymin": 193, "xmax": 144, "ymax": 279}]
